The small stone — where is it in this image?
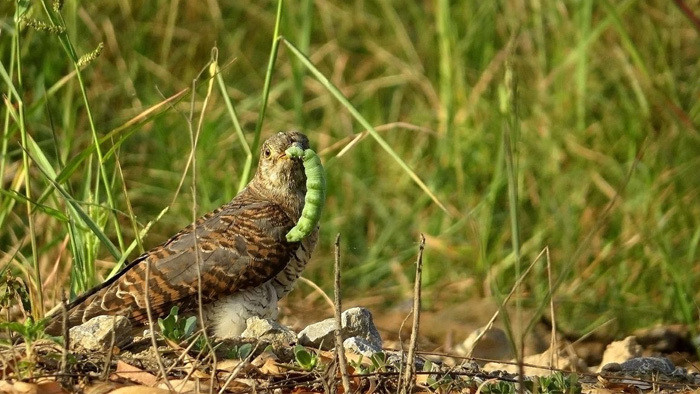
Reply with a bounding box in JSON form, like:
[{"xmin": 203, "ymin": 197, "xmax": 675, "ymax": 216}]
[
  {"xmin": 384, "ymin": 351, "xmax": 427, "ymax": 371},
  {"xmin": 596, "ymin": 336, "xmax": 641, "ymax": 372},
  {"xmin": 343, "ymin": 336, "xmax": 382, "ymax": 358},
  {"xmin": 618, "ymin": 356, "xmax": 674, "ymax": 375},
  {"xmin": 69, "ymin": 315, "xmax": 131, "ymax": 351},
  {"xmin": 241, "ymin": 317, "xmax": 296, "ymax": 345},
  {"xmin": 298, "ymin": 307, "xmax": 382, "ymax": 350},
  {"xmin": 600, "ymin": 362, "xmax": 622, "ymax": 373}
]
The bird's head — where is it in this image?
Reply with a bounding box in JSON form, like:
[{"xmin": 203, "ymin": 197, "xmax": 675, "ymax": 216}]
[{"xmin": 251, "ymin": 130, "xmax": 310, "ymax": 209}]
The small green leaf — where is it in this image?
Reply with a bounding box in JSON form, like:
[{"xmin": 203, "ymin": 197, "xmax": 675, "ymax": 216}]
[
  {"xmin": 238, "ymin": 343, "xmax": 253, "ymax": 359},
  {"xmin": 294, "ymin": 345, "xmax": 317, "ymax": 370},
  {"xmin": 183, "ymin": 316, "xmax": 197, "ymax": 337},
  {"xmin": 369, "ymin": 351, "xmax": 386, "ymax": 371},
  {"xmin": 158, "ymin": 305, "xmax": 197, "ymax": 343}
]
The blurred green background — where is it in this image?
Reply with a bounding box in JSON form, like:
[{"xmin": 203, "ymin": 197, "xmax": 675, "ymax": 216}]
[{"xmin": 1, "ymin": 0, "xmax": 698, "ymax": 340}]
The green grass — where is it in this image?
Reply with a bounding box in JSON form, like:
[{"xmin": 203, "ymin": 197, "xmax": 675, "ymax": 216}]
[{"xmin": 1, "ymin": 0, "xmax": 698, "ymax": 342}]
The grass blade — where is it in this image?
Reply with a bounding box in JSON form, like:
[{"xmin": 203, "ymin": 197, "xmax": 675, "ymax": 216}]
[
  {"xmin": 25, "ymin": 136, "xmax": 122, "ymax": 262},
  {"xmin": 282, "ymin": 38, "xmax": 449, "ymax": 214}
]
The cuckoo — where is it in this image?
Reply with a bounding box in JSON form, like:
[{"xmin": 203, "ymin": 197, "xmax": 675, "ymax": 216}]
[{"xmin": 46, "ymin": 131, "xmax": 319, "ymax": 338}]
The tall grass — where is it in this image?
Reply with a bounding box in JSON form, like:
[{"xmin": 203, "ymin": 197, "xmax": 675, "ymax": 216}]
[{"xmin": 0, "ymin": 0, "xmax": 698, "ymax": 340}]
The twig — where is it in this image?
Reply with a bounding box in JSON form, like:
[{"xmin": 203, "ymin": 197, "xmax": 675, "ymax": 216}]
[
  {"xmin": 401, "ymin": 234, "xmax": 425, "ymax": 394},
  {"xmin": 546, "ymin": 247, "xmax": 558, "ymax": 368},
  {"xmin": 144, "ymin": 259, "xmax": 175, "ymax": 391},
  {"xmin": 101, "ymin": 315, "xmax": 117, "ymax": 381},
  {"xmin": 298, "ymin": 276, "xmax": 334, "ymax": 311},
  {"xmin": 333, "ymin": 234, "xmax": 351, "ymax": 394},
  {"xmin": 321, "ymin": 365, "xmax": 333, "ymax": 394},
  {"xmin": 467, "ymin": 247, "xmax": 548, "ymax": 358},
  {"xmin": 189, "ymin": 50, "xmax": 220, "ymax": 394},
  {"xmin": 395, "ymin": 311, "xmax": 412, "ymax": 391},
  {"xmin": 59, "ymin": 293, "xmax": 69, "ymax": 387},
  {"xmin": 163, "ymin": 330, "xmax": 207, "ymax": 377}
]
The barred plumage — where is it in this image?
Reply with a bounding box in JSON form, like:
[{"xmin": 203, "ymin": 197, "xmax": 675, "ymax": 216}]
[{"xmin": 46, "ymin": 131, "xmax": 319, "ymax": 338}]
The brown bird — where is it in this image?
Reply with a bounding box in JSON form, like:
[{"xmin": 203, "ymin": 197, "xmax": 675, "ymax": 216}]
[{"xmin": 46, "ymin": 131, "xmax": 319, "ymax": 338}]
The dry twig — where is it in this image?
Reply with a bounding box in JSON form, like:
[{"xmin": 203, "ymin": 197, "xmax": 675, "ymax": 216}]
[
  {"xmin": 59, "ymin": 293, "xmax": 69, "ymax": 386},
  {"xmin": 467, "ymin": 247, "xmax": 548, "ymax": 358},
  {"xmin": 333, "ymin": 234, "xmax": 351, "ymax": 393},
  {"xmin": 144, "ymin": 259, "xmax": 175, "ymax": 391},
  {"xmin": 401, "ymin": 234, "xmax": 425, "ymax": 394},
  {"xmin": 189, "ymin": 52, "xmax": 220, "ymax": 394},
  {"xmin": 298, "ymin": 277, "xmax": 334, "ymax": 311},
  {"xmin": 101, "ymin": 316, "xmax": 117, "ymax": 381}
]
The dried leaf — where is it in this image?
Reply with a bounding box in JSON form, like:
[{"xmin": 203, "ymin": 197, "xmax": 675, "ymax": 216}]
[
  {"xmin": 35, "ymin": 381, "xmax": 66, "ymax": 394},
  {"xmin": 251, "ymin": 350, "xmax": 278, "ymax": 368},
  {"xmin": 415, "ymin": 372, "xmax": 431, "ymax": 386},
  {"xmin": 0, "ymin": 381, "xmax": 37, "ymax": 394},
  {"xmin": 111, "ymin": 360, "xmax": 158, "ymax": 386},
  {"xmin": 158, "ymin": 379, "xmax": 210, "ymax": 392},
  {"xmin": 0, "ymin": 380, "xmax": 67, "ymax": 394},
  {"xmin": 584, "ymin": 389, "xmax": 613, "ymax": 394},
  {"xmin": 259, "ymin": 357, "xmax": 286, "ymax": 375},
  {"xmin": 218, "ymin": 378, "xmax": 254, "ymax": 392},
  {"xmin": 216, "ymin": 359, "xmax": 244, "ymax": 372},
  {"xmin": 109, "ymin": 386, "xmax": 171, "ymax": 394}
]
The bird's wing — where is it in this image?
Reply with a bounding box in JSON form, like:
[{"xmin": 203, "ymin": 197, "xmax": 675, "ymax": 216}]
[{"xmin": 56, "ymin": 196, "xmax": 298, "ymax": 329}]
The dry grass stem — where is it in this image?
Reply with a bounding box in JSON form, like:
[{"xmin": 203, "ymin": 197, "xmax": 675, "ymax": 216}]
[
  {"xmin": 546, "ymin": 247, "xmax": 558, "ymax": 368},
  {"xmin": 144, "ymin": 259, "xmax": 175, "ymax": 391},
  {"xmin": 189, "ymin": 57, "xmax": 220, "ymax": 393},
  {"xmin": 101, "ymin": 316, "xmax": 117, "ymax": 381},
  {"xmin": 401, "ymin": 234, "xmax": 425, "ymax": 394},
  {"xmin": 59, "ymin": 293, "xmax": 69, "ymax": 386},
  {"xmin": 332, "ymin": 234, "xmax": 351, "ymax": 393},
  {"xmin": 298, "ymin": 277, "xmax": 335, "ymax": 311},
  {"xmin": 467, "ymin": 247, "xmax": 548, "ymax": 358}
]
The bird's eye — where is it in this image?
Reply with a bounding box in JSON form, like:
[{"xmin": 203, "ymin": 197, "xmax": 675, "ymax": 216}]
[{"xmin": 264, "ymin": 148, "xmax": 271, "ymax": 158}]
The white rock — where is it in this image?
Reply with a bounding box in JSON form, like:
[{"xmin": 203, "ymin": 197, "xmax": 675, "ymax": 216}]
[
  {"xmin": 69, "ymin": 315, "xmax": 131, "ymax": 351},
  {"xmin": 343, "ymin": 336, "xmax": 382, "ymax": 357},
  {"xmin": 298, "ymin": 307, "xmax": 382, "ymax": 350},
  {"xmin": 241, "ymin": 316, "xmax": 296, "ymax": 344}
]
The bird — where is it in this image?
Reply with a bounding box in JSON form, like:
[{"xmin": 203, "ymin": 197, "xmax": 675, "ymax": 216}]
[{"xmin": 45, "ymin": 131, "xmax": 319, "ymax": 338}]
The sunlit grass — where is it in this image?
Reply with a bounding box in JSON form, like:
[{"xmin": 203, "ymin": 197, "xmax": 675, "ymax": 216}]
[{"xmin": 0, "ymin": 0, "xmax": 698, "ymax": 343}]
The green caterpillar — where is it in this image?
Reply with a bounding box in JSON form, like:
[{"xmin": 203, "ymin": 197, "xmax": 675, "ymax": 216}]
[{"xmin": 285, "ymin": 146, "xmax": 326, "ymax": 242}]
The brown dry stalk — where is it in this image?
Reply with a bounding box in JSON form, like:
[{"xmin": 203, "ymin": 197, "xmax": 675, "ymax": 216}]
[
  {"xmin": 298, "ymin": 277, "xmax": 334, "ymax": 311},
  {"xmin": 144, "ymin": 259, "xmax": 175, "ymax": 391},
  {"xmin": 59, "ymin": 293, "xmax": 69, "ymax": 386},
  {"xmin": 467, "ymin": 247, "xmax": 548, "ymax": 358},
  {"xmin": 189, "ymin": 58, "xmax": 220, "ymax": 393},
  {"xmin": 333, "ymin": 234, "xmax": 351, "ymax": 393},
  {"xmin": 101, "ymin": 316, "xmax": 117, "ymax": 381},
  {"xmin": 401, "ymin": 234, "xmax": 425, "ymax": 394}
]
